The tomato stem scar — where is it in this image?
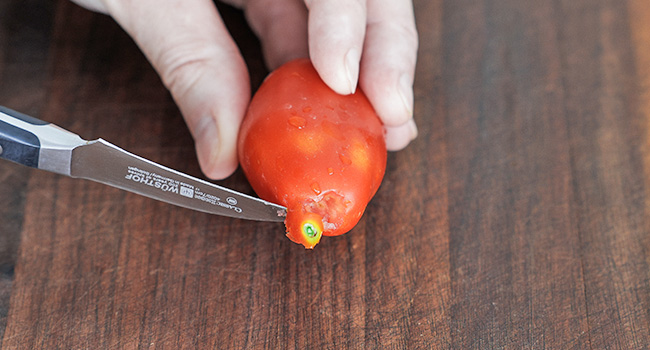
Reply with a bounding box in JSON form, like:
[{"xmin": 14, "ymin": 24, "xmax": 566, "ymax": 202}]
[{"xmin": 303, "ymin": 222, "xmax": 319, "ymax": 238}]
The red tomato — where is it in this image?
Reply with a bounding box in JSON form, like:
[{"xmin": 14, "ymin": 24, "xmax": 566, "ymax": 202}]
[{"xmin": 238, "ymin": 59, "xmax": 387, "ymax": 249}]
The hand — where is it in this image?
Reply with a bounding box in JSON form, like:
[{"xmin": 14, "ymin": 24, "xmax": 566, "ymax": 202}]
[{"xmin": 71, "ymin": 0, "xmax": 418, "ymax": 179}]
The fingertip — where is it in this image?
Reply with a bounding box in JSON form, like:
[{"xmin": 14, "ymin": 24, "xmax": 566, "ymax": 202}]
[
  {"xmin": 198, "ymin": 146, "xmax": 239, "ymax": 180},
  {"xmin": 307, "ymin": 0, "xmax": 365, "ymax": 95},
  {"xmin": 311, "ymin": 47, "xmax": 360, "ymax": 96},
  {"xmin": 361, "ymin": 70, "xmax": 414, "ymax": 127},
  {"xmin": 193, "ymin": 116, "xmax": 239, "ymax": 180},
  {"xmin": 384, "ymin": 119, "xmax": 418, "ymax": 151}
]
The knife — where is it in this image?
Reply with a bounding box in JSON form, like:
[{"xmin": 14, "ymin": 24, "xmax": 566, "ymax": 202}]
[{"xmin": 0, "ymin": 106, "xmax": 286, "ymax": 222}]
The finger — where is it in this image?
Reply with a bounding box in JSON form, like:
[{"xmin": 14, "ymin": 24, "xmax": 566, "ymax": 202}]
[
  {"xmin": 360, "ymin": 0, "xmax": 418, "ymax": 145},
  {"xmin": 243, "ymin": 0, "xmax": 309, "ymax": 69},
  {"xmin": 305, "ymin": 0, "xmax": 367, "ymax": 95},
  {"xmin": 102, "ymin": 0, "xmax": 249, "ymax": 179}
]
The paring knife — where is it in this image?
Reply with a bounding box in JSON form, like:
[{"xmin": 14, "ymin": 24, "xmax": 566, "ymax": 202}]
[{"xmin": 0, "ymin": 106, "xmax": 286, "ymax": 222}]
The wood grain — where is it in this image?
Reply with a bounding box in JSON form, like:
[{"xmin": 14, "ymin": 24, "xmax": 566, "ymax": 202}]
[
  {"xmin": 1, "ymin": 0, "xmax": 650, "ymax": 348},
  {"xmin": 0, "ymin": 0, "xmax": 55, "ymax": 343}
]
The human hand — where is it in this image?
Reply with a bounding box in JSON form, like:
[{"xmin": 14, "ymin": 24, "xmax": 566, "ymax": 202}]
[{"xmin": 71, "ymin": 0, "xmax": 418, "ymax": 179}]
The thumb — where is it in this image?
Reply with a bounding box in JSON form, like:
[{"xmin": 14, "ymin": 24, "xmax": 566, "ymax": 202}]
[{"xmin": 102, "ymin": 0, "xmax": 249, "ymax": 179}]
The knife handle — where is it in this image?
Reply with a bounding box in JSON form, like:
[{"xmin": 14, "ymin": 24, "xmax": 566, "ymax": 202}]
[
  {"xmin": 0, "ymin": 106, "xmax": 86, "ymax": 175},
  {"xmin": 0, "ymin": 106, "xmax": 45, "ymax": 168}
]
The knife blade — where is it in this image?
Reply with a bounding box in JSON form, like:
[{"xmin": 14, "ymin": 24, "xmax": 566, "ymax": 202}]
[{"xmin": 0, "ymin": 106, "xmax": 286, "ymax": 222}]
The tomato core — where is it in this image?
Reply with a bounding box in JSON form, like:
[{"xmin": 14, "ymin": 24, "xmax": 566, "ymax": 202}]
[
  {"xmin": 287, "ymin": 211, "xmax": 324, "ymax": 248},
  {"xmin": 303, "ymin": 223, "xmax": 319, "ymax": 238}
]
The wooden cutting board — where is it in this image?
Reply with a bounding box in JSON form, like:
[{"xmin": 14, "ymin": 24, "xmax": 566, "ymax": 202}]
[{"xmin": 1, "ymin": 0, "xmax": 649, "ymax": 348}]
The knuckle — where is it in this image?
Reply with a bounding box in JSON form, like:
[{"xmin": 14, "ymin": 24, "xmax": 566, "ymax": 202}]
[{"xmin": 157, "ymin": 46, "xmax": 213, "ymax": 98}]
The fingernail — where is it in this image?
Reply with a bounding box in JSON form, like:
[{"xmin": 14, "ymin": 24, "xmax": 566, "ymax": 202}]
[
  {"xmin": 194, "ymin": 117, "xmax": 219, "ymax": 167},
  {"xmin": 398, "ymin": 74, "xmax": 414, "ymax": 116},
  {"xmin": 344, "ymin": 48, "xmax": 360, "ymax": 94}
]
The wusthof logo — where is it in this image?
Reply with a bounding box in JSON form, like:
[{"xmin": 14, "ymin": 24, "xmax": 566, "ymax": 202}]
[{"xmin": 125, "ymin": 166, "xmax": 179, "ymax": 194}]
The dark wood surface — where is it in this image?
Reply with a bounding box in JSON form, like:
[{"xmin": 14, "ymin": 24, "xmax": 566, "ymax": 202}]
[{"xmin": 2, "ymin": 0, "xmax": 650, "ymax": 348}]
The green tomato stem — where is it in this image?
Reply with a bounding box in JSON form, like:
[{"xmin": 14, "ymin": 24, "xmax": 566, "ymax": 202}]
[{"xmin": 303, "ymin": 223, "xmax": 319, "ymax": 238}]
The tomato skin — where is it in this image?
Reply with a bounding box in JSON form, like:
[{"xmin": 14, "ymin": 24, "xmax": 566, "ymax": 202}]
[{"xmin": 238, "ymin": 59, "xmax": 387, "ymax": 249}]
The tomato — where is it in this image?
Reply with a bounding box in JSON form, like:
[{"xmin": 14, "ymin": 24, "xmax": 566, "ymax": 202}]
[{"xmin": 238, "ymin": 59, "xmax": 387, "ymax": 249}]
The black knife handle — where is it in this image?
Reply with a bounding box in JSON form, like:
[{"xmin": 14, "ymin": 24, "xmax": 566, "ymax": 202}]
[{"xmin": 0, "ymin": 107, "xmax": 44, "ymax": 168}]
